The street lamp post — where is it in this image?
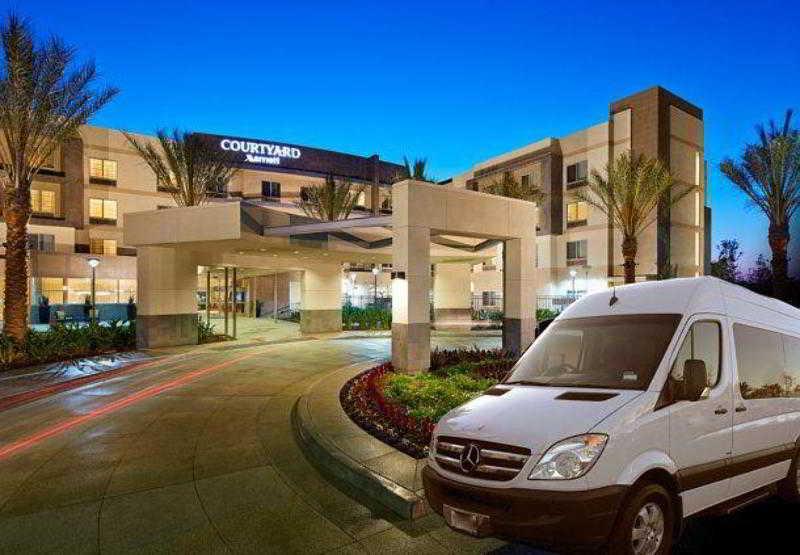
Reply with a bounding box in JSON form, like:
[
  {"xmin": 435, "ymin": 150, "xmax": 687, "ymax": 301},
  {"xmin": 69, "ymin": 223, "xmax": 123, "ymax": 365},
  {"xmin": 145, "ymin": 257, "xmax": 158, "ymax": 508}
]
[
  {"xmin": 372, "ymin": 266, "xmax": 379, "ymax": 306},
  {"xmin": 87, "ymin": 257, "xmax": 100, "ymax": 324},
  {"xmin": 569, "ymin": 269, "xmax": 577, "ymax": 299}
]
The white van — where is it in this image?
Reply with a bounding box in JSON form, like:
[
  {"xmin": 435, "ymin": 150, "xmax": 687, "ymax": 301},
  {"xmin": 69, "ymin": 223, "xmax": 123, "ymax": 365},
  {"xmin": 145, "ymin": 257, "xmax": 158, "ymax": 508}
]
[{"xmin": 423, "ymin": 277, "xmax": 800, "ymax": 554}]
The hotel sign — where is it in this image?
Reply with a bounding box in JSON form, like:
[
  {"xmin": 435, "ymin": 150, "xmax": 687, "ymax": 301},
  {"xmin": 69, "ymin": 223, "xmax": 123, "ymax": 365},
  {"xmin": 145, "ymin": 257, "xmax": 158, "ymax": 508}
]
[
  {"xmin": 195, "ymin": 132, "xmax": 404, "ymax": 184},
  {"xmin": 219, "ymin": 138, "xmax": 302, "ymax": 167}
]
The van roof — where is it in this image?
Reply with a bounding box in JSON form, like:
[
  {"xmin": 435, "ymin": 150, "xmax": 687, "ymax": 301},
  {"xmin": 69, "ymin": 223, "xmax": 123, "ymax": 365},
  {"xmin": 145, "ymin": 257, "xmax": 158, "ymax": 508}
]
[{"xmin": 560, "ymin": 277, "xmax": 800, "ymax": 331}]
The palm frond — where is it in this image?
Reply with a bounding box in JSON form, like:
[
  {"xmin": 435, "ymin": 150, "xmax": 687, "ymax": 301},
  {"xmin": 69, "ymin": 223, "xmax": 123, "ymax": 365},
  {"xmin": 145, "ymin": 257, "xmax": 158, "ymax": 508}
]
[
  {"xmin": 482, "ymin": 172, "xmax": 544, "ymax": 203},
  {"xmin": 297, "ymin": 174, "xmax": 364, "ymax": 221},
  {"xmin": 125, "ymin": 130, "xmax": 239, "ymax": 207},
  {"xmin": 575, "ymin": 151, "xmax": 690, "ymax": 239}
]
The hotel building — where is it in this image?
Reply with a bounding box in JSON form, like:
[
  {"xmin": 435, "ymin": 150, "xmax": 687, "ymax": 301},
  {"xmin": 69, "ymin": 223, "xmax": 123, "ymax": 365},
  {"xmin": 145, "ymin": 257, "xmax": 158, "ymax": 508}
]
[
  {"xmin": 451, "ymin": 86, "xmax": 710, "ymax": 307},
  {"xmin": 2, "ymin": 85, "xmax": 708, "ymax": 322}
]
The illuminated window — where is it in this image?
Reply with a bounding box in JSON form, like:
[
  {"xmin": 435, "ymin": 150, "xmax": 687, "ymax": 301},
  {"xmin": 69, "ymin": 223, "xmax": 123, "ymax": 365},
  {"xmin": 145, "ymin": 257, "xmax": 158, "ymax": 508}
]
[
  {"xmin": 89, "ymin": 158, "xmax": 117, "ymax": 181},
  {"xmin": 38, "ymin": 277, "xmax": 64, "ymax": 304},
  {"xmin": 89, "ymin": 199, "xmax": 118, "ymax": 223},
  {"xmin": 694, "ymin": 231, "xmax": 700, "ymax": 267},
  {"xmin": 66, "ymin": 278, "xmax": 91, "ymax": 304},
  {"xmin": 31, "ymin": 189, "xmax": 57, "ymax": 215},
  {"xmin": 119, "ymin": 279, "xmax": 137, "ymax": 302},
  {"xmin": 566, "ymin": 201, "xmax": 589, "ymax": 224},
  {"xmin": 90, "ymin": 238, "xmax": 117, "ymax": 255},
  {"xmin": 95, "ymin": 278, "xmax": 118, "ymax": 303}
]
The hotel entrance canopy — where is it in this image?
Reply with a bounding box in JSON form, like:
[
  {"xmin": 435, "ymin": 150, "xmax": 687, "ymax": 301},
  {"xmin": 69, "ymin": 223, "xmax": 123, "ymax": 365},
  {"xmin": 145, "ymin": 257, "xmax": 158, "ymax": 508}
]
[{"xmin": 125, "ymin": 180, "xmax": 537, "ymax": 370}]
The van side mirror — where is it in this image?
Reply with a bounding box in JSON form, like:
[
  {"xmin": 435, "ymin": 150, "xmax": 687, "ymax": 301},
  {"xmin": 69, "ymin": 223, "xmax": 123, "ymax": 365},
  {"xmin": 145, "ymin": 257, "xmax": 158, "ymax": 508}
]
[{"xmin": 682, "ymin": 359, "xmax": 708, "ymax": 401}]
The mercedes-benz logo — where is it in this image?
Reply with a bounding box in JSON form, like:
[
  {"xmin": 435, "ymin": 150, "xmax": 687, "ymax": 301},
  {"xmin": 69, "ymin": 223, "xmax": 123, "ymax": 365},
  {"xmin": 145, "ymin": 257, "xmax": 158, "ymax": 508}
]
[{"xmin": 460, "ymin": 443, "xmax": 481, "ymax": 473}]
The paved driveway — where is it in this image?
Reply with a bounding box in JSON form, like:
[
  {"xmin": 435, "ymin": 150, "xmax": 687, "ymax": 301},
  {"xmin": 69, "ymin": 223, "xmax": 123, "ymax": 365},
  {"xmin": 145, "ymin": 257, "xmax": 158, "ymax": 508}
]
[
  {"xmin": 0, "ymin": 332, "xmax": 523, "ymax": 554},
  {"xmin": 1, "ymin": 329, "xmax": 798, "ymax": 554}
]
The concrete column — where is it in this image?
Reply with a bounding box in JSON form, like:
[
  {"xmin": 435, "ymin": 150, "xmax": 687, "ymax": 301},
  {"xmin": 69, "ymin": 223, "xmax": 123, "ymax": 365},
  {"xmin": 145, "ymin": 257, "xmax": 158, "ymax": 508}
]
[
  {"xmin": 433, "ymin": 262, "xmax": 472, "ymax": 324},
  {"xmin": 503, "ymin": 237, "xmax": 537, "ymax": 356},
  {"xmin": 392, "ymin": 225, "xmax": 431, "ymax": 372},
  {"xmin": 136, "ymin": 246, "xmax": 198, "ymax": 348},
  {"xmin": 300, "ymin": 263, "xmax": 342, "ymax": 333}
]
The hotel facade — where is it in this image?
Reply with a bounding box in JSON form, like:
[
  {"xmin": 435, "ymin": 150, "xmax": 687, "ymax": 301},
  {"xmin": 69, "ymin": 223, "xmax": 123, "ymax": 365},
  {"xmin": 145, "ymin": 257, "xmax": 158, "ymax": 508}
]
[
  {"xmin": 1, "ymin": 85, "xmax": 709, "ymax": 323},
  {"xmin": 450, "ymin": 86, "xmax": 710, "ymax": 307}
]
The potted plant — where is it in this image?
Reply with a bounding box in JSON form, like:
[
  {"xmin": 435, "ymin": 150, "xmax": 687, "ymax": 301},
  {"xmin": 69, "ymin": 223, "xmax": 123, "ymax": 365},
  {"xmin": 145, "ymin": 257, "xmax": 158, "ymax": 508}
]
[
  {"xmin": 38, "ymin": 296, "xmax": 51, "ymax": 324},
  {"xmin": 126, "ymin": 296, "xmax": 136, "ymax": 321}
]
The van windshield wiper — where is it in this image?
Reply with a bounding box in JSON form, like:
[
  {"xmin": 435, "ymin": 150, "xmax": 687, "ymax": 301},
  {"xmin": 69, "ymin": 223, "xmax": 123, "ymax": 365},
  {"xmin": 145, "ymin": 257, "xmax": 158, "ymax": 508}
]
[{"xmin": 504, "ymin": 380, "xmax": 552, "ymax": 386}]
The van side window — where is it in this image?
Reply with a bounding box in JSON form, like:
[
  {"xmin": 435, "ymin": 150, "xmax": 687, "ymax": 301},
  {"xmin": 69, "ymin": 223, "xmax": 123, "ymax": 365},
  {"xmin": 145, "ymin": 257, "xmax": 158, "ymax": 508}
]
[
  {"xmin": 671, "ymin": 321, "xmax": 721, "ymax": 387},
  {"xmin": 733, "ymin": 324, "xmax": 787, "ymax": 399}
]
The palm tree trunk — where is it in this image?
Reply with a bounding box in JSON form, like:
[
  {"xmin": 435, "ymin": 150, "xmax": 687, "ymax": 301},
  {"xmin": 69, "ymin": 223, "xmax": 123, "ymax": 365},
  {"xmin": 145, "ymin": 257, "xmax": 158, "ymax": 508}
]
[
  {"xmin": 768, "ymin": 223, "xmax": 790, "ymax": 300},
  {"xmin": 622, "ymin": 235, "xmax": 638, "ymax": 284},
  {"xmin": 2, "ymin": 189, "xmax": 31, "ymax": 342}
]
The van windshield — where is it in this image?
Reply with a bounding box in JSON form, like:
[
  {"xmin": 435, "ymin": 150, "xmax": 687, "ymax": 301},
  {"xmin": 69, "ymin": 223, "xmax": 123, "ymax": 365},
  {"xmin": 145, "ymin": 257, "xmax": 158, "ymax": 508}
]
[{"xmin": 505, "ymin": 314, "xmax": 682, "ymax": 390}]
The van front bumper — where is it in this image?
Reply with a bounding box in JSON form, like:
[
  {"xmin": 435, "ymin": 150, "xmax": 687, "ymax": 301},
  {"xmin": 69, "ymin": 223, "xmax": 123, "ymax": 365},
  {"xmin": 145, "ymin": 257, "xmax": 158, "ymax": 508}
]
[{"xmin": 422, "ymin": 465, "xmax": 626, "ymax": 548}]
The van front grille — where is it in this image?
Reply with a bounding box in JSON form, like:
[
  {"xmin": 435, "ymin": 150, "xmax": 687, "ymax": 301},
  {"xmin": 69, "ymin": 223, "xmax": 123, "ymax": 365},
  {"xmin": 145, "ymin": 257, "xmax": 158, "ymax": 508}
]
[{"xmin": 434, "ymin": 435, "xmax": 531, "ymax": 481}]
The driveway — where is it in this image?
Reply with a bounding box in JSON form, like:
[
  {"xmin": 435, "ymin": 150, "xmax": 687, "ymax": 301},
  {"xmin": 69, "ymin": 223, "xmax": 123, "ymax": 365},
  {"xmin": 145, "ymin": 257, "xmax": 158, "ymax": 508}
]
[{"xmin": 0, "ymin": 330, "xmax": 519, "ymax": 553}]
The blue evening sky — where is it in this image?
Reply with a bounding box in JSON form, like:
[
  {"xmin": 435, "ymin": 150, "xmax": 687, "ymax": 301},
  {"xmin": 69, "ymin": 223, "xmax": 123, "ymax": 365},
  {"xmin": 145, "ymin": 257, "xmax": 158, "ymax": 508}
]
[{"xmin": 6, "ymin": 0, "xmax": 799, "ymax": 270}]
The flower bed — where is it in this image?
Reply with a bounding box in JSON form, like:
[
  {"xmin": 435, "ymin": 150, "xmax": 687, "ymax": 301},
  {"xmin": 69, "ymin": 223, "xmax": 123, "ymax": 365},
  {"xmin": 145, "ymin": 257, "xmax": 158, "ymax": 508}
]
[{"xmin": 340, "ymin": 348, "xmax": 515, "ymax": 458}]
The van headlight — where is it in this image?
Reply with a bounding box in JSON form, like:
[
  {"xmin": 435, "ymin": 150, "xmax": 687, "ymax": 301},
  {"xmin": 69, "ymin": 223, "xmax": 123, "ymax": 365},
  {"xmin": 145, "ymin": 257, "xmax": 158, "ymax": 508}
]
[{"xmin": 528, "ymin": 434, "xmax": 608, "ymax": 480}]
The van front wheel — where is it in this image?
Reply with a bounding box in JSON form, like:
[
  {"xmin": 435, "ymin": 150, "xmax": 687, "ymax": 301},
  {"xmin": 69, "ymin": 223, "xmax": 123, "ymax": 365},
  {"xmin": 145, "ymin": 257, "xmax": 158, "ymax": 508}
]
[{"xmin": 608, "ymin": 483, "xmax": 674, "ymax": 555}]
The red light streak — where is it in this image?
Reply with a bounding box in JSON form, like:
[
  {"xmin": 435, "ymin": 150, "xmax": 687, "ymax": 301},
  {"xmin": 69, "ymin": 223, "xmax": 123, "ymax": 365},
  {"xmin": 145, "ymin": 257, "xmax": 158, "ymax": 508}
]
[{"xmin": 0, "ymin": 352, "xmax": 257, "ymax": 461}]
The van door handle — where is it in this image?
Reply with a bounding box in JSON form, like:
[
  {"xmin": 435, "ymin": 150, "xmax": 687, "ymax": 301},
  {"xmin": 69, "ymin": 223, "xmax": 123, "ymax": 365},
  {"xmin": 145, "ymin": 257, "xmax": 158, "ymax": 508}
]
[
  {"xmin": 714, "ymin": 407, "xmax": 728, "ymax": 415},
  {"xmin": 735, "ymin": 405, "xmax": 747, "ymax": 413}
]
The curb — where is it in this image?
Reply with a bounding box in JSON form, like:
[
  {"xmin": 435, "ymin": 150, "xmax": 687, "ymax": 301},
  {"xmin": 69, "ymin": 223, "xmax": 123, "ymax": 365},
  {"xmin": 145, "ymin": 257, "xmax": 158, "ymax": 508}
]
[{"xmin": 292, "ymin": 364, "xmax": 429, "ymax": 520}]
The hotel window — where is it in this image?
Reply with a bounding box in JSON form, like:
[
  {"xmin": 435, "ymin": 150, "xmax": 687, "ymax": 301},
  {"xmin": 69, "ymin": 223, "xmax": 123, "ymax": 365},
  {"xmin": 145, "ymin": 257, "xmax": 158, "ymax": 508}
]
[
  {"xmin": 566, "ymin": 201, "xmax": 589, "ymax": 226},
  {"xmin": 31, "ymin": 189, "xmax": 56, "ymax": 216},
  {"xmin": 566, "ymin": 161, "xmax": 588, "ymax": 184},
  {"xmin": 482, "ymin": 291, "xmax": 498, "ymax": 307},
  {"xmin": 89, "ymin": 198, "xmax": 118, "ymax": 224},
  {"xmin": 89, "ymin": 158, "xmax": 117, "ymax": 183},
  {"xmin": 261, "ymin": 181, "xmax": 281, "ymax": 199},
  {"xmin": 566, "ymin": 239, "xmax": 588, "ymax": 264},
  {"xmin": 39, "ymin": 277, "xmax": 64, "ymax": 304},
  {"xmin": 28, "ymin": 234, "xmax": 55, "ymax": 253},
  {"xmin": 90, "ymin": 238, "xmax": 117, "ymax": 256}
]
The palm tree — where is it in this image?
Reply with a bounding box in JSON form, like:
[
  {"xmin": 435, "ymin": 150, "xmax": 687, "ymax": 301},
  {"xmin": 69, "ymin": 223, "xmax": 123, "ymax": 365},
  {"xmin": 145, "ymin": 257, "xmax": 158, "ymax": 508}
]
[
  {"xmin": 482, "ymin": 172, "xmax": 545, "ymax": 203},
  {"xmin": 400, "ymin": 156, "xmax": 431, "ymax": 182},
  {"xmin": 125, "ymin": 130, "xmax": 239, "ymax": 207},
  {"xmin": 0, "ymin": 15, "xmax": 117, "ymax": 341},
  {"xmin": 576, "ymin": 152, "xmax": 690, "ymax": 284},
  {"xmin": 298, "ymin": 174, "xmax": 364, "ymax": 221},
  {"xmin": 720, "ymin": 110, "xmax": 800, "ymax": 300}
]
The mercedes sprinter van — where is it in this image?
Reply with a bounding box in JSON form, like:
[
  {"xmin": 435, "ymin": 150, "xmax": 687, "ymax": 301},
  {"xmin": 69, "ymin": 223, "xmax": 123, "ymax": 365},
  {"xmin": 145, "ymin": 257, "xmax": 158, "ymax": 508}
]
[{"xmin": 423, "ymin": 277, "xmax": 800, "ymax": 554}]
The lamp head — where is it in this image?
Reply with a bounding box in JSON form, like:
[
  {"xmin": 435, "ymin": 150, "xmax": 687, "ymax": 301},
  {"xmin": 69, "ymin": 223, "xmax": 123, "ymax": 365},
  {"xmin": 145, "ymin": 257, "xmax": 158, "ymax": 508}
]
[
  {"xmin": 87, "ymin": 257, "xmax": 101, "ymax": 268},
  {"xmin": 569, "ymin": 269, "xmax": 577, "ymax": 278},
  {"xmin": 372, "ymin": 267, "xmax": 380, "ymax": 275}
]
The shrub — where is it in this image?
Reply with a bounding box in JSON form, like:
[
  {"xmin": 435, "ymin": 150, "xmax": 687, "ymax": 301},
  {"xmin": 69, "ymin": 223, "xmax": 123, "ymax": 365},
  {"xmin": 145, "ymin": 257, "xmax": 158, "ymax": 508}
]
[
  {"xmin": 342, "ymin": 305, "xmax": 392, "ymax": 330},
  {"xmin": 383, "ymin": 365, "xmax": 496, "ymax": 421},
  {"xmin": 197, "ymin": 319, "xmax": 217, "ymax": 343},
  {"xmin": 0, "ymin": 321, "xmax": 137, "ymax": 370},
  {"xmin": 536, "ymin": 308, "xmax": 559, "ymax": 321}
]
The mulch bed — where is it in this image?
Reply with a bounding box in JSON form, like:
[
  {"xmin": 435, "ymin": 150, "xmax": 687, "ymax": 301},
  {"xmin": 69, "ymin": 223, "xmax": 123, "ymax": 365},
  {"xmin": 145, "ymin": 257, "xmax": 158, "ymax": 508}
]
[{"xmin": 340, "ymin": 349, "xmax": 515, "ymax": 459}]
